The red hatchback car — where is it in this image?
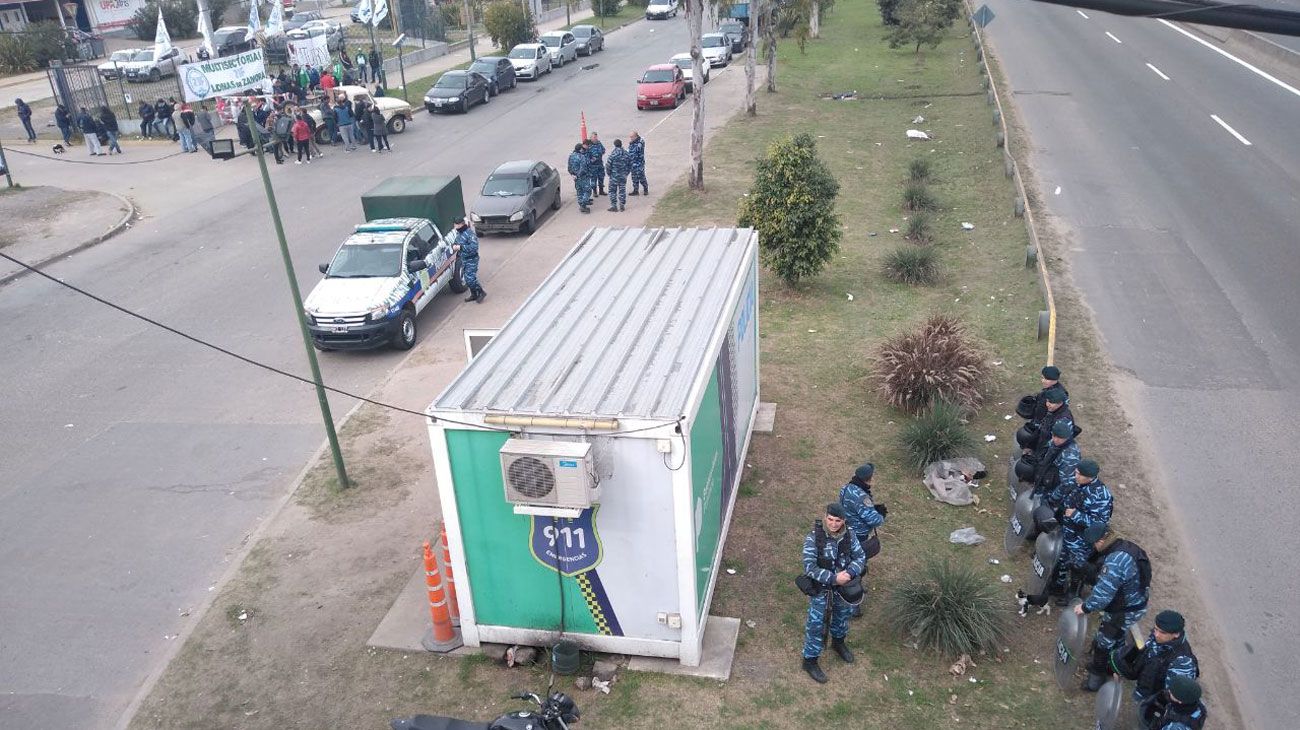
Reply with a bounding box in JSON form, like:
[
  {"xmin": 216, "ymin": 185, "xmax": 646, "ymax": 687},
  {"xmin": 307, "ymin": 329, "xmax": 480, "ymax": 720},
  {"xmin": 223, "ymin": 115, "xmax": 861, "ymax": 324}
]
[{"xmin": 636, "ymin": 63, "xmax": 686, "ymax": 110}]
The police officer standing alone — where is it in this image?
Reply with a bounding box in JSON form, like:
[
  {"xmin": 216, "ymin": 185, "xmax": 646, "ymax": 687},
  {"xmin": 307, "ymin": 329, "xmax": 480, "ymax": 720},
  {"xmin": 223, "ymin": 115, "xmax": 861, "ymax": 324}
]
[
  {"xmin": 452, "ymin": 219, "xmax": 486, "ymax": 303},
  {"xmin": 1076, "ymin": 522, "xmax": 1152, "ymax": 691},
  {"xmin": 1112, "ymin": 610, "xmax": 1200, "ymax": 724},
  {"xmin": 799, "ymin": 504, "xmax": 866, "ymax": 684},
  {"xmin": 568, "ymin": 142, "xmax": 593, "ymax": 213},
  {"xmin": 837, "ymin": 463, "xmax": 886, "ymax": 618},
  {"xmin": 1147, "ymin": 676, "xmax": 1208, "ymax": 729}
]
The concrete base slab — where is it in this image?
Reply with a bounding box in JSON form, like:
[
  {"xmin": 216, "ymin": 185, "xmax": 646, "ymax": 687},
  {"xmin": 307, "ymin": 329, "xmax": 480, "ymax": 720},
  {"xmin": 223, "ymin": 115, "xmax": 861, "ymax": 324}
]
[
  {"xmin": 754, "ymin": 402, "xmax": 777, "ymax": 433},
  {"xmin": 626, "ymin": 616, "xmax": 740, "ymax": 681},
  {"xmin": 368, "ymin": 566, "xmax": 474, "ymax": 655}
]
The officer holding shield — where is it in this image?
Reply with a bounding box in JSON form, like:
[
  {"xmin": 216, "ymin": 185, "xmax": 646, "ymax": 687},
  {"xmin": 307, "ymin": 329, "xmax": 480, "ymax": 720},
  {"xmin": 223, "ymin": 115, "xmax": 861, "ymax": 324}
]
[
  {"xmin": 1034, "ymin": 420, "xmax": 1081, "ymax": 508},
  {"xmin": 1077, "ymin": 522, "xmax": 1152, "ymax": 692},
  {"xmin": 1112, "ymin": 610, "xmax": 1200, "ymax": 723},
  {"xmin": 800, "ymin": 503, "xmax": 866, "ymax": 684},
  {"xmin": 1053, "ymin": 459, "xmax": 1113, "ymax": 598}
]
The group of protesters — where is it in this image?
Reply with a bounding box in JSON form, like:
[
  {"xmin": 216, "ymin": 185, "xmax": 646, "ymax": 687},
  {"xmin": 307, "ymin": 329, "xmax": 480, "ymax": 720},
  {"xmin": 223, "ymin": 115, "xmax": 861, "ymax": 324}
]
[{"xmin": 231, "ymin": 83, "xmax": 392, "ymax": 165}]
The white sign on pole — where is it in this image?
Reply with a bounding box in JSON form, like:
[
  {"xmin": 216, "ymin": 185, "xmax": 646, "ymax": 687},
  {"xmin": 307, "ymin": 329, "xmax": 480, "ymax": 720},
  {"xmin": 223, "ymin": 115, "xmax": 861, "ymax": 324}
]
[
  {"xmin": 371, "ymin": 0, "xmax": 387, "ymax": 26},
  {"xmin": 287, "ymin": 34, "xmax": 330, "ymax": 68},
  {"xmin": 180, "ymin": 49, "xmax": 273, "ymax": 102}
]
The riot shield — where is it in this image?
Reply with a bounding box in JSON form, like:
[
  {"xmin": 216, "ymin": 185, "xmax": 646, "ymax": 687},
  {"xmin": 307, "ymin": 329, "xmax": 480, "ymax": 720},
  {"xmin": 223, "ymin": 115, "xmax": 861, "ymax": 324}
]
[
  {"xmin": 1094, "ymin": 678, "xmax": 1125, "ymax": 730},
  {"xmin": 1006, "ymin": 453, "xmax": 1022, "ymax": 504},
  {"xmin": 1026, "ymin": 528, "xmax": 1063, "ymax": 597},
  {"xmin": 1054, "ymin": 597, "xmax": 1089, "ymax": 690},
  {"xmin": 1004, "ymin": 488, "xmax": 1039, "ymax": 554}
]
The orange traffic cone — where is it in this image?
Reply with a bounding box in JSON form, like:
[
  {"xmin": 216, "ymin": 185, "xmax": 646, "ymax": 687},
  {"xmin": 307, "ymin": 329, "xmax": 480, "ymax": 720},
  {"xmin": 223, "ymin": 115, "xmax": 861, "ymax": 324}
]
[
  {"xmin": 580, "ymin": 111, "xmax": 588, "ymax": 142},
  {"xmin": 439, "ymin": 525, "xmax": 460, "ymax": 627},
  {"xmin": 421, "ymin": 540, "xmax": 463, "ymax": 653}
]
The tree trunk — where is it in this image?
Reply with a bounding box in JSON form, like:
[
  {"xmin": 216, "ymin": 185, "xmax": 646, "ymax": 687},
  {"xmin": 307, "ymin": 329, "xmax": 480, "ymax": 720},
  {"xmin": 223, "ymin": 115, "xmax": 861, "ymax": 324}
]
[
  {"xmin": 687, "ymin": 0, "xmax": 705, "ymax": 189},
  {"xmin": 810, "ymin": 0, "xmax": 819, "ymax": 39},
  {"xmin": 764, "ymin": 9, "xmax": 777, "ymax": 93},
  {"xmin": 744, "ymin": 0, "xmax": 758, "ymax": 115}
]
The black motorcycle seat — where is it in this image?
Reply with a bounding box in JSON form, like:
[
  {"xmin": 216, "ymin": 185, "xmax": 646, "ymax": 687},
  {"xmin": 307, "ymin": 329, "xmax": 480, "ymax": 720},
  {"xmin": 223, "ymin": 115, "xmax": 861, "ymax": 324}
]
[{"xmin": 390, "ymin": 716, "xmax": 484, "ymax": 730}]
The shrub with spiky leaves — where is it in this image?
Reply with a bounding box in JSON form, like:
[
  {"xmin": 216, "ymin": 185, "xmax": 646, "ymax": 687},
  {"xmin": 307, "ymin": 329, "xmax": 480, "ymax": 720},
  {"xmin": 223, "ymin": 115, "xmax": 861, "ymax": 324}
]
[
  {"xmin": 899, "ymin": 399, "xmax": 976, "ymax": 470},
  {"xmin": 905, "ymin": 210, "xmax": 933, "ymax": 242},
  {"xmin": 908, "ymin": 158, "xmax": 933, "ymax": 183},
  {"xmin": 884, "ymin": 245, "xmax": 938, "ymax": 285},
  {"xmin": 887, "ymin": 558, "xmax": 1010, "ymax": 655},
  {"xmin": 739, "ymin": 132, "xmax": 842, "ymax": 286},
  {"xmin": 902, "ymin": 182, "xmax": 938, "ymax": 212},
  {"xmin": 875, "ymin": 314, "xmax": 988, "ymax": 414}
]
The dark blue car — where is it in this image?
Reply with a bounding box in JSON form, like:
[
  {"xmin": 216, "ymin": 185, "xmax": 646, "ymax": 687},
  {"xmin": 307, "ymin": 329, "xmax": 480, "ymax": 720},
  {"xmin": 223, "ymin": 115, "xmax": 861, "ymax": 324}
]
[{"xmin": 468, "ymin": 56, "xmax": 518, "ymax": 96}]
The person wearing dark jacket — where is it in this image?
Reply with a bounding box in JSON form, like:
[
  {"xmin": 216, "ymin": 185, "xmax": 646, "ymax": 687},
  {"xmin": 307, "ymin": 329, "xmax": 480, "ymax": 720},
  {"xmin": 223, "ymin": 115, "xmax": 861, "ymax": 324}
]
[
  {"xmin": 1112, "ymin": 610, "xmax": 1200, "ymax": 722},
  {"xmin": 98, "ymin": 106, "xmax": 122, "ymax": 154},
  {"xmin": 138, "ymin": 101, "xmax": 156, "ymax": 138},
  {"xmin": 153, "ymin": 98, "xmax": 176, "ymax": 138},
  {"xmin": 800, "ymin": 503, "xmax": 866, "ymax": 684},
  {"xmin": 1147, "ymin": 676, "xmax": 1207, "ymax": 730},
  {"xmin": 76, "ymin": 107, "xmax": 103, "ymax": 156},
  {"xmin": 178, "ymin": 103, "xmax": 197, "ymax": 152},
  {"xmin": 837, "ymin": 462, "xmax": 886, "ymax": 617},
  {"xmin": 356, "ymin": 99, "xmax": 373, "ymax": 148},
  {"xmin": 1031, "ymin": 365, "xmax": 1067, "ymax": 424},
  {"xmin": 15, "ymin": 98, "xmax": 36, "ymax": 142},
  {"xmin": 54, "ymin": 104, "xmax": 73, "ymax": 145},
  {"xmin": 1032, "ymin": 386, "xmax": 1073, "ymax": 457},
  {"xmin": 1077, "ymin": 523, "xmax": 1151, "ymax": 692},
  {"xmin": 368, "ymin": 107, "xmax": 390, "ymax": 152},
  {"xmin": 452, "ymin": 219, "xmax": 485, "ymax": 302},
  {"xmin": 368, "ymin": 48, "xmax": 384, "ymax": 86}
]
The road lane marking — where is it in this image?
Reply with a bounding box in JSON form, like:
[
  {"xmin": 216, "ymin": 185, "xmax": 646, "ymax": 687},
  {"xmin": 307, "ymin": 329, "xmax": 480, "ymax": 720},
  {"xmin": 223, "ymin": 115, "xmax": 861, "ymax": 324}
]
[
  {"xmin": 1106, "ymin": 31, "xmax": 1123, "ymax": 44},
  {"xmin": 1159, "ymin": 19, "xmax": 1300, "ymax": 99},
  {"xmin": 1146, "ymin": 63, "xmax": 1171, "ymax": 80},
  {"xmin": 1077, "ymin": 9, "xmax": 1089, "ymax": 18},
  {"xmin": 1211, "ymin": 114, "xmax": 1253, "ymax": 145}
]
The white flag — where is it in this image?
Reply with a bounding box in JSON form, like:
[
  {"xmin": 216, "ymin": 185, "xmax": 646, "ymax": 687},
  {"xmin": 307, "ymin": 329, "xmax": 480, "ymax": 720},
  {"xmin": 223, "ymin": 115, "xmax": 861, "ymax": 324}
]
[
  {"xmin": 197, "ymin": 5, "xmax": 216, "ymax": 57},
  {"xmin": 371, "ymin": 0, "xmax": 388, "ymax": 27},
  {"xmin": 247, "ymin": 1, "xmax": 262, "ymax": 34},
  {"xmin": 154, "ymin": 8, "xmax": 173, "ymax": 55},
  {"xmin": 266, "ymin": 0, "xmax": 285, "ymax": 36},
  {"xmin": 354, "ymin": 0, "xmax": 372, "ymax": 25}
]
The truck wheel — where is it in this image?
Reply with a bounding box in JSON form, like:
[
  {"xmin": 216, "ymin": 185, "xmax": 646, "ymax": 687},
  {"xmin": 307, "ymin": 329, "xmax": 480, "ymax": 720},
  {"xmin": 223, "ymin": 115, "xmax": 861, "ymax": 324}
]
[
  {"xmin": 393, "ymin": 309, "xmax": 417, "ymax": 350},
  {"xmin": 448, "ymin": 258, "xmax": 468, "ymax": 294},
  {"xmin": 315, "ymin": 126, "xmax": 329, "ymax": 144},
  {"xmin": 387, "ymin": 116, "xmax": 406, "ymax": 134}
]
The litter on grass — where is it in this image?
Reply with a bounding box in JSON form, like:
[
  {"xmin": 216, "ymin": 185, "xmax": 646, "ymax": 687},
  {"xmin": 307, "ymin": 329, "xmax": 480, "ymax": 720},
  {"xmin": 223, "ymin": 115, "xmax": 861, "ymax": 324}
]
[
  {"xmin": 906, "ymin": 129, "xmax": 931, "ymax": 140},
  {"xmin": 949, "ymin": 527, "xmax": 986, "ymax": 545}
]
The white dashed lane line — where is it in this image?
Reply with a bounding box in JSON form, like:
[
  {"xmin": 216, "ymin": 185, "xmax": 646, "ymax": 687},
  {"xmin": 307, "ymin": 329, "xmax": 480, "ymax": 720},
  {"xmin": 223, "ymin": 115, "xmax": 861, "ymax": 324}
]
[
  {"xmin": 1159, "ymin": 18, "xmax": 1300, "ymax": 99},
  {"xmin": 1210, "ymin": 114, "xmax": 1253, "ymax": 145},
  {"xmin": 1106, "ymin": 31, "xmax": 1123, "ymax": 44},
  {"xmin": 1077, "ymin": 9, "xmax": 1089, "ymax": 18},
  {"xmin": 1146, "ymin": 63, "xmax": 1171, "ymax": 81}
]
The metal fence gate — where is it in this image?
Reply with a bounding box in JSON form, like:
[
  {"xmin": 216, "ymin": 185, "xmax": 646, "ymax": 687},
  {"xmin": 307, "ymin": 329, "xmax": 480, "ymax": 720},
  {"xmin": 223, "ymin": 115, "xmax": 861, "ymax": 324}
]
[{"xmin": 46, "ymin": 62, "xmax": 110, "ymax": 119}]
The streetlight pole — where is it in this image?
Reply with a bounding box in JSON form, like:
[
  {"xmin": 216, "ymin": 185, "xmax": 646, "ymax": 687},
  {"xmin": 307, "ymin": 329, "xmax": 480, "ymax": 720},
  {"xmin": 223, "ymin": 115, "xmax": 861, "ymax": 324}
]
[
  {"xmin": 463, "ymin": 0, "xmax": 475, "ymax": 61},
  {"xmin": 243, "ymin": 104, "xmax": 350, "ymax": 489}
]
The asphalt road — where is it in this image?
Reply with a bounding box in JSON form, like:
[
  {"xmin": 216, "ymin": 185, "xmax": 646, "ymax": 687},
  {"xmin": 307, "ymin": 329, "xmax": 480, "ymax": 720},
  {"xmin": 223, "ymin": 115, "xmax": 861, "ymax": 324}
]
[
  {"xmin": 0, "ymin": 15, "xmax": 726, "ymax": 727},
  {"xmin": 983, "ymin": 4, "xmax": 1300, "ymax": 726}
]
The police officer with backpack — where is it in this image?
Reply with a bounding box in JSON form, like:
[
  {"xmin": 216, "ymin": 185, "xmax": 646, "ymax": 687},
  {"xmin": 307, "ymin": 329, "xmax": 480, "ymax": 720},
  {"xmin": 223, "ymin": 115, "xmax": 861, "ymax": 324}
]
[
  {"xmin": 798, "ymin": 503, "xmax": 866, "ymax": 684},
  {"xmin": 1112, "ymin": 609, "xmax": 1200, "ymax": 725},
  {"xmin": 1076, "ymin": 522, "xmax": 1152, "ymax": 692},
  {"xmin": 838, "ymin": 463, "xmax": 886, "ymax": 618}
]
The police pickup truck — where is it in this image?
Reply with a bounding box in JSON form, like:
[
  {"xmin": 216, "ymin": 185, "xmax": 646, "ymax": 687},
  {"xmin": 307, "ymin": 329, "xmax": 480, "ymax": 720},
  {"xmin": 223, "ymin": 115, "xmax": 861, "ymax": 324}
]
[{"xmin": 304, "ymin": 218, "xmax": 465, "ymax": 351}]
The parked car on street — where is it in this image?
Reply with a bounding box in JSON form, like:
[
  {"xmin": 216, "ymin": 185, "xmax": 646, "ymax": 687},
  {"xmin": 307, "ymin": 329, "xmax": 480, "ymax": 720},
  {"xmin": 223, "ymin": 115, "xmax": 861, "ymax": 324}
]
[
  {"xmin": 283, "ymin": 9, "xmax": 321, "ymax": 30},
  {"xmin": 645, "ymin": 0, "xmax": 678, "ymax": 19},
  {"xmin": 97, "ymin": 48, "xmax": 141, "ymax": 80},
  {"xmin": 424, "ymin": 70, "xmax": 491, "ymax": 114},
  {"xmin": 669, "ymin": 52, "xmax": 709, "ymax": 91},
  {"xmin": 507, "ymin": 43, "xmax": 552, "ymax": 80},
  {"xmin": 469, "ymin": 160, "xmax": 563, "ymax": 235},
  {"xmin": 312, "ymin": 85, "xmax": 414, "ymax": 141},
  {"xmin": 700, "ymin": 32, "xmax": 732, "ymax": 67},
  {"xmin": 570, "ymin": 25, "xmax": 604, "ymax": 55},
  {"xmin": 287, "ymin": 21, "xmax": 345, "ymax": 52},
  {"xmin": 213, "ymin": 26, "xmax": 257, "ymax": 56},
  {"xmin": 636, "ymin": 63, "xmax": 685, "ymax": 110},
  {"xmin": 468, "ymin": 56, "xmax": 518, "ymax": 95},
  {"xmin": 718, "ymin": 20, "xmax": 747, "ymax": 52},
  {"xmin": 539, "ymin": 31, "xmax": 579, "ymax": 67},
  {"xmin": 123, "ymin": 46, "xmax": 183, "ymax": 82}
]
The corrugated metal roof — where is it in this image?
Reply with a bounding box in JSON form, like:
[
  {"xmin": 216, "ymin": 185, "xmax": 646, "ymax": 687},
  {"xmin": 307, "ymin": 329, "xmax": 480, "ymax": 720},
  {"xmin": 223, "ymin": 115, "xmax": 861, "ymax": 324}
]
[{"xmin": 431, "ymin": 227, "xmax": 756, "ymax": 421}]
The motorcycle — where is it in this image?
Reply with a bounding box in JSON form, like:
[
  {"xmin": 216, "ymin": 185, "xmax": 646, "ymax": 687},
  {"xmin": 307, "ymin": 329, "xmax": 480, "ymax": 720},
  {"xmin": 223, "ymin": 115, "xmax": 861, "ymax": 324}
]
[{"xmin": 391, "ymin": 690, "xmax": 580, "ymax": 730}]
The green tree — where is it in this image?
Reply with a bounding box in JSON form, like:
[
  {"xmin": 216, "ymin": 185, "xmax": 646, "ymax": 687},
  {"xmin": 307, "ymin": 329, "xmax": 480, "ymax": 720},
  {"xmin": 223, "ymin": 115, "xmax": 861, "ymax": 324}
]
[
  {"xmin": 482, "ymin": 1, "xmax": 535, "ymax": 50},
  {"xmin": 592, "ymin": 0, "xmax": 621, "ymax": 16},
  {"xmin": 877, "ymin": 0, "xmax": 902, "ymax": 25},
  {"xmin": 738, "ymin": 133, "xmax": 842, "ymax": 286},
  {"xmin": 0, "ymin": 22, "xmax": 68, "ymax": 73},
  {"xmin": 126, "ymin": 0, "xmax": 199, "ymax": 40},
  {"xmin": 885, "ymin": 0, "xmax": 960, "ymax": 54}
]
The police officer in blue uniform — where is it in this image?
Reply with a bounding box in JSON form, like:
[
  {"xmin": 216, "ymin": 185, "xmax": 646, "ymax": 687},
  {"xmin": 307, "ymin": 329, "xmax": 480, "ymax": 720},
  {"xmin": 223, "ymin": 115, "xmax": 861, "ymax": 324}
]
[
  {"xmin": 1052, "ymin": 458, "xmax": 1113, "ymax": 600},
  {"xmin": 586, "ymin": 132, "xmax": 606, "ymax": 197},
  {"xmin": 1035, "ymin": 419, "xmax": 1081, "ymax": 508},
  {"xmin": 1113, "ymin": 610, "xmax": 1200, "ymax": 724},
  {"xmin": 452, "ymin": 219, "xmax": 485, "ymax": 303},
  {"xmin": 1148, "ymin": 676, "xmax": 1208, "ymax": 730},
  {"xmin": 567, "ymin": 142, "xmax": 593, "ymax": 213},
  {"xmin": 1077, "ymin": 522, "xmax": 1152, "ymax": 692},
  {"xmin": 1031, "ymin": 386, "xmax": 1074, "ymax": 456},
  {"xmin": 838, "ymin": 463, "xmax": 886, "ymax": 618},
  {"xmin": 800, "ymin": 503, "xmax": 866, "ymax": 683}
]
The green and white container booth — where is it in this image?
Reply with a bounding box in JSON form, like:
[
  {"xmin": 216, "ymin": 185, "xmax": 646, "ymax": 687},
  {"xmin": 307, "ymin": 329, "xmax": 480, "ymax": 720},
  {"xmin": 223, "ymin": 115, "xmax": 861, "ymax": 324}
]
[{"xmin": 426, "ymin": 227, "xmax": 759, "ymax": 666}]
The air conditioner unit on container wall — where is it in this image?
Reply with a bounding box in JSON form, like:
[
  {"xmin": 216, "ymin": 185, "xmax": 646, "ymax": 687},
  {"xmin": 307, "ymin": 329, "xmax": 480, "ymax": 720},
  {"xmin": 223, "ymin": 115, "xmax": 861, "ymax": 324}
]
[{"xmin": 499, "ymin": 439, "xmax": 600, "ymax": 513}]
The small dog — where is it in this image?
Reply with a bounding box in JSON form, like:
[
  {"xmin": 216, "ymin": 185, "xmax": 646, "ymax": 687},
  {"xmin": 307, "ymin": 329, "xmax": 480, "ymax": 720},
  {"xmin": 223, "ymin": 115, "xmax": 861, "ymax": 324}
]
[
  {"xmin": 52, "ymin": 144, "xmax": 66, "ymax": 154},
  {"xmin": 1016, "ymin": 590, "xmax": 1052, "ymax": 617}
]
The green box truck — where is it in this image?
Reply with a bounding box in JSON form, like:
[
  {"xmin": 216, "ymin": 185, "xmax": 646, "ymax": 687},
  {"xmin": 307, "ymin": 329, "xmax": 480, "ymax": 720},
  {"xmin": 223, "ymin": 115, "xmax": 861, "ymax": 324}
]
[{"xmin": 361, "ymin": 176, "xmax": 466, "ymax": 235}]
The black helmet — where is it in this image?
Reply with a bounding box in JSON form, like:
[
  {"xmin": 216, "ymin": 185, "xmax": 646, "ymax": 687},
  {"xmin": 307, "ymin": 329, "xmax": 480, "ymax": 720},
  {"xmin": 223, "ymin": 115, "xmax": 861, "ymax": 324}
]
[
  {"xmin": 1015, "ymin": 423, "xmax": 1040, "ymax": 449},
  {"xmin": 1016, "ymin": 394, "xmax": 1038, "ymax": 419},
  {"xmin": 836, "ymin": 581, "xmax": 865, "ymax": 606},
  {"xmin": 1014, "ymin": 454, "xmax": 1037, "ymax": 482}
]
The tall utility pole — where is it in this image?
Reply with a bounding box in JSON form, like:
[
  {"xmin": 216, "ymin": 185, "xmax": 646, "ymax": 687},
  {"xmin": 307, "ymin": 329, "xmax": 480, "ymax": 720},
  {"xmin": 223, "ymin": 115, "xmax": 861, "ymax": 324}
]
[
  {"xmin": 0, "ymin": 140, "xmax": 14, "ymax": 188},
  {"xmin": 243, "ymin": 105, "xmax": 350, "ymax": 490},
  {"xmin": 463, "ymin": 0, "xmax": 476, "ymax": 60}
]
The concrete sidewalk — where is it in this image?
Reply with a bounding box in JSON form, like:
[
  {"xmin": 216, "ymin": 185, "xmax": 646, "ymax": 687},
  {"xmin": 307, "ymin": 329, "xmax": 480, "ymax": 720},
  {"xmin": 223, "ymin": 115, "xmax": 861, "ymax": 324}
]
[{"xmin": 0, "ymin": 186, "xmax": 134, "ymax": 283}]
